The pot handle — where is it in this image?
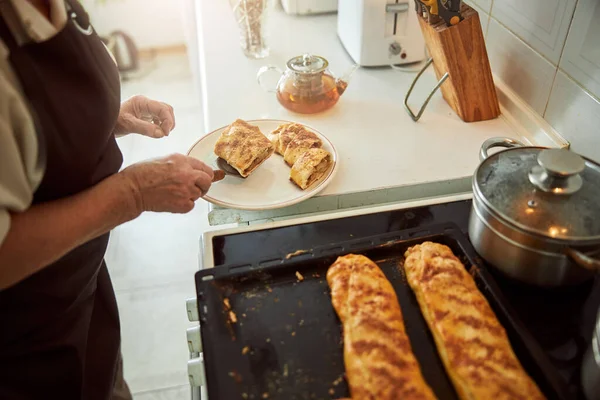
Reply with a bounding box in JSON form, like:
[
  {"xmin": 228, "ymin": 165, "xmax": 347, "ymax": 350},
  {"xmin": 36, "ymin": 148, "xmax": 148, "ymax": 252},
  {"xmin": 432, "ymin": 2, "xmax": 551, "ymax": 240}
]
[
  {"xmin": 566, "ymin": 248, "xmax": 600, "ymax": 272},
  {"xmin": 480, "ymin": 137, "xmax": 525, "ymax": 161}
]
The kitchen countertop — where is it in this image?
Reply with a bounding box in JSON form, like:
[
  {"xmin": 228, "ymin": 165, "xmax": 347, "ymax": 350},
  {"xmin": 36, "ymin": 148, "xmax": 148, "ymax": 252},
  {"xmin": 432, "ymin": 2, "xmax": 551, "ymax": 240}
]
[{"xmin": 193, "ymin": 1, "xmax": 567, "ymax": 226}]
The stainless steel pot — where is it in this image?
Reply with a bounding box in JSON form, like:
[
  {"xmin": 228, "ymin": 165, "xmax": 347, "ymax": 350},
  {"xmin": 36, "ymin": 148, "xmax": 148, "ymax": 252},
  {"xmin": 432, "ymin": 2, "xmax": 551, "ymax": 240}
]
[
  {"xmin": 582, "ymin": 308, "xmax": 600, "ymax": 400},
  {"xmin": 468, "ymin": 137, "xmax": 600, "ymax": 287}
]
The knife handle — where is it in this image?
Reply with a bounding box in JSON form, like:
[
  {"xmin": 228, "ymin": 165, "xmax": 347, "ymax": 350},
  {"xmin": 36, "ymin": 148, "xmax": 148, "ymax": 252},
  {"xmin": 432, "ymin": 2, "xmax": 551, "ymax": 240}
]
[
  {"xmin": 421, "ymin": 0, "xmax": 438, "ymax": 15},
  {"xmin": 436, "ymin": 0, "xmax": 463, "ymax": 26}
]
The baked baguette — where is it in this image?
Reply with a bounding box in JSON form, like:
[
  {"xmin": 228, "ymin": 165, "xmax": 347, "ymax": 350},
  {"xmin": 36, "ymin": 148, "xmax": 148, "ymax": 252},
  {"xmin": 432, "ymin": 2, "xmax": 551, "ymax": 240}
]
[
  {"xmin": 403, "ymin": 242, "xmax": 545, "ymax": 400},
  {"xmin": 213, "ymin": 119, "xmax": 274, "ymax": 178},
  {"xmin": 327, "ymin": 254, "xmax": 437, "ymax": 400},
  {"xmin": 289, "ymin": 148, "xmax": 331, "ymax": 190}
]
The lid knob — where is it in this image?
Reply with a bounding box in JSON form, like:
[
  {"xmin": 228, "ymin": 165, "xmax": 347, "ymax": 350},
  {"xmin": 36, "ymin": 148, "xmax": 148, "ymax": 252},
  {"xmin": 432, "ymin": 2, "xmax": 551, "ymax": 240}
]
[
  {"xmin": 528, "ymin": 149, "xmax": 585, "ymax": 194},
  {"xmin": 302, "ymin": 53, "xmax": 313, "ymax": 66}
]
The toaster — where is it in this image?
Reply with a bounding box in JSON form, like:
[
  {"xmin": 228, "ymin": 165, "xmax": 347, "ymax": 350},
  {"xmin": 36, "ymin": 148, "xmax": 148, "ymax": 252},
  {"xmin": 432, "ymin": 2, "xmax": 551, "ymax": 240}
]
[
  {"xmin": 281, "ymin": 0, "xmax": 338, "ymax": 15},
  {"xmin": 338, "ymin": 0, "xmax": 426, "ymax": 66}
]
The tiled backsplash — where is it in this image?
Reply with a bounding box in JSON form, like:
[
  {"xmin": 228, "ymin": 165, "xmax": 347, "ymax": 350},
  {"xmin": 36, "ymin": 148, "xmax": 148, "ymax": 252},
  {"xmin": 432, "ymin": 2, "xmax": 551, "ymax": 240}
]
[{"xmin": 468, "ymin": 0, "xmax": 600, "ymax": 162}]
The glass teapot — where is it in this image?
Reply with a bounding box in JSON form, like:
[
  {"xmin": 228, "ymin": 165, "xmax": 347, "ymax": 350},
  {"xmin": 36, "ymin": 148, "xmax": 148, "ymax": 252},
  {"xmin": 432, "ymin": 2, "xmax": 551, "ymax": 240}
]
[{"xmin": 257, "ymin": 54, "xmax": 358, "ymax": 114}]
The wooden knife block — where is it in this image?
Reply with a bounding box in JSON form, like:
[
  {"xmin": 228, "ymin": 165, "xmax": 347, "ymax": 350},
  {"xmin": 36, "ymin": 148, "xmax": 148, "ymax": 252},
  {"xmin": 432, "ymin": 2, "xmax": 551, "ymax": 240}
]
[{"xmin": 417, "ymin": 4, "xmax": 500, "ymax": 122}]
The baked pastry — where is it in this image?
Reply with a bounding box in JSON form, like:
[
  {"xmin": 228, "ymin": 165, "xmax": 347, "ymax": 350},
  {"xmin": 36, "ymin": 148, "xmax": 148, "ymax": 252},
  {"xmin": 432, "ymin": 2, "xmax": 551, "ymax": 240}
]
[
  {"xmin": 403, "ymin": 242, "xmax": 545, "ymax": 400},
  {"xmin": 283, "ymin": 130, "xmax": 322, "ymax": 166},
  {"xmin": 289, "ymin": 148, "xmax": 332, "ymax": 190},
  {"xmin": 270, "ymin": 123, "xmax": 308, "ymax": 155},
  {"xmin": 213, "ymin": 119, "xmax": 274, "ymax": 178},
  {"xmin": 327, "ymin": 254, "xmax": 436, "ymax": 400}
]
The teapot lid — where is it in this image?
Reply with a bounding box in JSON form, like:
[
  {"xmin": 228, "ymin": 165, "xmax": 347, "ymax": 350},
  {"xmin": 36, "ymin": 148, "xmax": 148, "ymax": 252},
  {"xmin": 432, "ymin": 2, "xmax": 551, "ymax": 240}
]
[{"xmin": 287, "ymin": 54, "xmax": 328, "ymax": 74}]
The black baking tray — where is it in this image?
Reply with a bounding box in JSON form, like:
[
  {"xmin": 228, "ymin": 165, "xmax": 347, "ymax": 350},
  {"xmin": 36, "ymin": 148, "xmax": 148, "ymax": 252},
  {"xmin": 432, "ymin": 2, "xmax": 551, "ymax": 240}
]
[{"xmin": 195, "ymin": 223, "xmax": 568, "ymax": 400}]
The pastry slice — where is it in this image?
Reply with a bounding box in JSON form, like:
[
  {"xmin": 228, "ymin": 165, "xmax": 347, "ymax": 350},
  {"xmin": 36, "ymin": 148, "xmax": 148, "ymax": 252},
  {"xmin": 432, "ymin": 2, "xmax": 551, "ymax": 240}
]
[
  {"xmin": 283, "ymin": 130, "xmax": 323, "ymax": 166},
  {"xmin": 327, "ymin": 254, "xmax": 437, "ymax": 400},
  {"xmin": 289, "ymin": 148, "xmax": 331, "ymax": 190},
  {"xmin": 213, "ymin": 119, "xmax": 274, "ymax": 178},
  {"xmin": 403, "ymin": 242, "xmax": 545, "ymax": 400},
  {"xmin": 270, "ymin": 123, "xmax": 308, "ymax": 155}
]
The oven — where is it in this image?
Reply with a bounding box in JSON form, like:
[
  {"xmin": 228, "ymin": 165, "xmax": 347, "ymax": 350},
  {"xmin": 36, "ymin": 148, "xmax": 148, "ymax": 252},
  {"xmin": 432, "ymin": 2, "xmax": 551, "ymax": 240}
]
[{"xmin": 186, "ymin": 193, "xmax": 600, "ymax": 399}]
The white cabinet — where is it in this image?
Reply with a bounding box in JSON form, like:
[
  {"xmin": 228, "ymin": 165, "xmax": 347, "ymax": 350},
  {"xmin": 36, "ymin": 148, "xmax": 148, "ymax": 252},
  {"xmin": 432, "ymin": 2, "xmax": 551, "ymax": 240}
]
[{"xmin": 559, "ymin": 0, "xmax": 600, "ymax": 100}]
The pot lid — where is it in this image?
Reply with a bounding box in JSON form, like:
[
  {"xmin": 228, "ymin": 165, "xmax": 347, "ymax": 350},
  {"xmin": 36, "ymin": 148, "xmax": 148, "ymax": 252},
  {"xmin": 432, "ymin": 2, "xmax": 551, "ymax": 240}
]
[
  {"xmin": 287, "ymin": 54, "xmax": 328, "ymax": 74},
  {"xmin": 474, "ymin": 146, "xmax": 600, "ymax": 241}
]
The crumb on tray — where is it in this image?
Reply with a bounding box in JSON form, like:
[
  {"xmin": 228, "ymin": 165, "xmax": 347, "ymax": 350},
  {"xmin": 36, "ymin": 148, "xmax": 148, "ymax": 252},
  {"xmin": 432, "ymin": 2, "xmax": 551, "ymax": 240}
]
[
  {"xmin": 286, "ymin": 249, "xmax": 309, "ymax": 259},
  {"xmin": 223, "ymin": 298, "xmax": 231, "ymax": 309},
  {"xmin": 329, "ymin": 388, "xmax": 335, "ymax": 395},
  {"xmin": 242, "ymin": 346, "xmax": 250, "ymax": 355},
  {"xmin": 229, "ymin": 310, "xmax": 238, "ymax": 323},
  {"xmin": 295, "ymin": 271, "xmax": 304, "ymax": 281},
  {"xmin": 291, "ymin": 331, "xmax": 296, "ymax": 337},
  {"xmin": 228, "ymin": 370, "xmax": 242, "ymax": 383},
  {"xmin": 262, "ymin": 393, "xmax": 269, "ymax": 399}
]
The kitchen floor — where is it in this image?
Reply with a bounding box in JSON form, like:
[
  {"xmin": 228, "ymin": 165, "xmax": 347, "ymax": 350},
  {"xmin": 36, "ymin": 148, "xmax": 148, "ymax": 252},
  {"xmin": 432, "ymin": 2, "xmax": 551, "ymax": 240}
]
[{"xmin": 107, "ymin": 50, "xmax": 208, "ymax": 399}]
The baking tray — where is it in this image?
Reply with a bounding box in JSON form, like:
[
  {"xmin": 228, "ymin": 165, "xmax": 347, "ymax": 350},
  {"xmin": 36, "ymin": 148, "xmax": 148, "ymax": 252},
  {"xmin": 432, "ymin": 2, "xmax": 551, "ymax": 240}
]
[{"xmin": 195, "ymin": 223, "xmax": 568, "ymax": 400}]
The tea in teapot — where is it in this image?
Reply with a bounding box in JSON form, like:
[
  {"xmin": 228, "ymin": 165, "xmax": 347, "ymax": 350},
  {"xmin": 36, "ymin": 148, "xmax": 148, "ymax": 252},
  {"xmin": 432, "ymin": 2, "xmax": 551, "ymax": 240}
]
[{"xmin": 258, "ymin": 54, "xmax": 357, "ymax": 114}]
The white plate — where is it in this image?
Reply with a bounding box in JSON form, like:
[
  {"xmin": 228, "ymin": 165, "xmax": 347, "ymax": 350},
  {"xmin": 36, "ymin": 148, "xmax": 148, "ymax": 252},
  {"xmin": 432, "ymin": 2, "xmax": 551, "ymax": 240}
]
[{"xmin": 187, "ymin": 119, "xmax": 338, "ymax": 211}]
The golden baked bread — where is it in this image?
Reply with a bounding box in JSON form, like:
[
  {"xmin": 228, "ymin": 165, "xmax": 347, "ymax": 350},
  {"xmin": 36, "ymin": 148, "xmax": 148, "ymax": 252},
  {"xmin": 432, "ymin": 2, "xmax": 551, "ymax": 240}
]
[
  {"xmin": 327, "ymin": 254, "xmax": 437, "ymax": 400},
  {"xmin": 403, "ymin": 242, "xmax": 545, "ymax": 400},
  {"xmin": 213, "ymin": 119, "xmax": 274, "ymax": 178},
  {"xmin": 270, "ymin": 123, "xmax": 309, "ymax": 155},
  {"xmin": 289, "ymin": 148, "xmax": 331, "ymax": 190}
]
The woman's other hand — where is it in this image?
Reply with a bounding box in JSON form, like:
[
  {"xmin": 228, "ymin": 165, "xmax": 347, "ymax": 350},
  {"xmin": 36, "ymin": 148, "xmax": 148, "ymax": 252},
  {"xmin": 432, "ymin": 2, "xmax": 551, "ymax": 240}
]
[
  {"xmin": 121, "ymin": 154, "xmax": 213, "ymax": 214},
  {"xmin": 114, "ymin": 95, "xmax": 175, "ymax": 138}
]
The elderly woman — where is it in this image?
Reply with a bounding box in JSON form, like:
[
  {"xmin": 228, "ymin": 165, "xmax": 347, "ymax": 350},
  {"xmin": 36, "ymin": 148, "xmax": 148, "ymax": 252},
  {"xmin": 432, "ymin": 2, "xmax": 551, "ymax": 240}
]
[{"xmin": 0, "ymin": 0, "xmax": 213, "ymax": 398}]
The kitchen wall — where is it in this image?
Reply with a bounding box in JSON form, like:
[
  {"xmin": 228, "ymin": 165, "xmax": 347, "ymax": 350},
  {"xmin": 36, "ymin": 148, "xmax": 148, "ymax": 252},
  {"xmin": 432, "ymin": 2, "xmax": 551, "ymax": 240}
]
[
  {"xmin": 82, "ymin": 0, "xmax": 187, "ymax": 49},
  {"xmin": 467, "ymin": 0, "xmax": 600, "ymax": 162}
]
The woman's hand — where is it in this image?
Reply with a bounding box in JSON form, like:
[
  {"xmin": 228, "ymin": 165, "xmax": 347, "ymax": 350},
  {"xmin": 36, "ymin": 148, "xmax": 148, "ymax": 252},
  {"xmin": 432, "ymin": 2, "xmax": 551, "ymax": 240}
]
[
  {"xmin": 120, "ymin": 154, "xmax": 214, "ymax": 214},
  {"xmin": 114, "ymin": 95, "xmax": 176, "ymax": 138}
]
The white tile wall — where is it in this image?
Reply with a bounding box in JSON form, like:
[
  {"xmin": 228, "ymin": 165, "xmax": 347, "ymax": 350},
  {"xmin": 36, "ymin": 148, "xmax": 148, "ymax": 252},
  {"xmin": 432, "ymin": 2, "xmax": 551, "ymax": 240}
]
[
  {"xmin": 545, "ymin": 71, "xmax": 600, "ymax": 162},
  {"xmin": 486, "ymin": 19, "xmax": 556, "ymax": 115},
  {"xmin": 469, "ymin": 0, "xmax": 493, "ymax": 14},
  {"xmin": 559, "ymin": 0, "xmax": 600, "ymax": 100},
  {"xmin": 479, "ymin": 0, "xmax": 600, "ymax": 161},
  {"xmin": 490, "ymin": 0, "xmax": 576, "ymax": 65},
  {"xmin": 465, "ymin": 1, "xmax": 490, "ymax": 36}
]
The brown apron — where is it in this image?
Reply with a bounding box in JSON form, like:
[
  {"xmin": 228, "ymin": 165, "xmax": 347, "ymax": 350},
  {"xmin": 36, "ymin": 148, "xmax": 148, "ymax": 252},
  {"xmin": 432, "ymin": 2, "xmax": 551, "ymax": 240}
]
[{"xmin": 0, "ymin": 1, "xmax": 124, "ymax": 398}]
